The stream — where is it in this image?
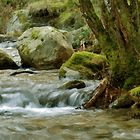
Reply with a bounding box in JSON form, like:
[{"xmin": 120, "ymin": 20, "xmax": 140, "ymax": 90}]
[{"xmin": 0, "ymin": 42, "xmax": 140, "ymax": 140}]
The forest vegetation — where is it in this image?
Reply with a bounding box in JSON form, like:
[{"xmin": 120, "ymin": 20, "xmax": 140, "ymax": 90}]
[{"xmin": 0, "ymin": 0, "xmax": 140, "ymax": 110}]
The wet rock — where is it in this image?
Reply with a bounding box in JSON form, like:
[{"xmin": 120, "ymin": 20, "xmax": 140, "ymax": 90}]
[
  {"xmin": 128, "ymin": 86, "xmax": 140, "ymax": 118},
  {"xmin": 39, "ymin": 92, "xmax": 69, "ymax": 107},
  {"xmin": 0, "ymin": 49, "xmax": 19, "ymax": 69},
  {"xmin": 59, "ymin": 51, "xmax": 108, "ymax": 79},
  {"xmin": 110, "ymin": 93, "xmax": 134, "ymax": 109},
  {"xmin": 10, "ymin": 69, "xmax": 37, "ymax": 76},
  {"xmin": 59, "ymin": 67, "xmax": 80, "ymax": 79},
  {"xmin": 16, "ymin": 26, "xmax": 74, "ymax": 70},
  {"xmin": 59, "ymin": 80, "xmax": 86, "ymax": 89},
  {"xmin": 0, "ymin": 95, "xmax": 2, "ymax": 102},
  {"xmin": 0, "ymin": 34, "xmax": 16, "ymax": 43},
  {"xmin": 130, "ymin": 86, "xmax": 140, "ymax": 103}
]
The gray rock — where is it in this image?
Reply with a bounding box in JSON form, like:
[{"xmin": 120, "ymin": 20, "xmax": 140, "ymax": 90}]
[
  {"xmin": 59, "ymin": 80, "xmax": 86, "ymax": 89},
  {"xmin": 0, "ymin": 49, "xmax": 19, "ymax": 69},
  {"xmin": 16, "ymin": 26, "xmax": 74, "ymax": 70}
]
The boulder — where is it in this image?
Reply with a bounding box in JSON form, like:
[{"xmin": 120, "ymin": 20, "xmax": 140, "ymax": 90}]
[
  {"xmin": 0, "ymin": 49, "xmax": 19, "ymax": 69},
  {"xmin": 59, "ymin": 80, "xmax": 86, "ymax": 89},
  {"xmin": 59, "ymin": 51, "xmax": 108, "ymax": 79},
  {"xmin": 16, "ymin": 26, "xmax": 74, "ymax": 70},
  {"xmin": 129, "ymin": 86, "xmax": 140, "ymax": 118},
  {"xmin": 110, "ymin": 93, "xmax": 134, "ymax": 109}
]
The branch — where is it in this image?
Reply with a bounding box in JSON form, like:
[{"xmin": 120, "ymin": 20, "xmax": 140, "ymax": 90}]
[{"xmin": 83, "ymin": 78, "xmax": 108, "ymax": 109}]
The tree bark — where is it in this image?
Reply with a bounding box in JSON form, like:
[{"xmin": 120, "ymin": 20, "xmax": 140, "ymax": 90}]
[{"xmin": 79, "ymin": 0, "xmax": 140, "ymax": 89}]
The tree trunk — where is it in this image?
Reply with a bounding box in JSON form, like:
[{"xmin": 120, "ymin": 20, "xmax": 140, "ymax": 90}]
[{"xmin": 79, "ymin": 0, "xmax": 140, "ymax": 89}]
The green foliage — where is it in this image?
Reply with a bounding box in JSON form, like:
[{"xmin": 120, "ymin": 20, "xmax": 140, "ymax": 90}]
[
  {"xmin": 0, "ymin": 0, "xmax": 28, "ymax": 8},
  {"xmin": 110, "ymin": 93, "xmax": 133, "ymax": 109},
  {"xmin": 28, "ymin": 0, "xmax": 68, "ymax": 15},
  {"xmin": 130, "ymin": 86, "xmax": 140, "ymax": 97},
  {"xmin": 0, "ymin": 0, "xmax": 29, "ymax": 33},
  {"xmin": 71, "ymin": 26, "xmax": 91, "ymax": 49}
]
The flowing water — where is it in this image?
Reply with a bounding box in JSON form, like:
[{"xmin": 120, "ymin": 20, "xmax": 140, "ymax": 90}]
[{"xmin": 0, "ymin": 42, "xmax": 140, "ymax": 140}]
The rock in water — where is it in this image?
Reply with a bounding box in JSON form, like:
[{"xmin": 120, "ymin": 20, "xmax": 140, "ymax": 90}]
[
  {"xmin": 16, "ymin": 26, "xmax": 74, "ymax": 70},
  {"xmin": 0, "ymin": 49, "xmax": 19, "ymax": 69},
  {"xmin": 59, "ymin": 80, "xmax": 86, "ymax": 89},
  {"xmin": 59, "ymin": 51, "xmax": 108, "ymax": 79}
]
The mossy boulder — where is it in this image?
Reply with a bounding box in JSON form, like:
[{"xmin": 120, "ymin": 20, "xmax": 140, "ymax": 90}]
[
  {"xmin": 59, "ymin": 80, "xmax": 86, "ymax": 89},
  {"xmin": 7, "ymin": 9, "xmax": 31, "ymax": 37},
  {"xmin": 130, "ymin": 86, "xmax": 140, "ymax": 103},
  {"xmin": 16, "ymin": 26, "xmax": 74, "ymax": 70},
  {"xmin": 59, "ymin": 51, "xmax": 108, "ymax": 79},
  {"xmin": 110, "ymin": 93, "xmax": 134, "ymax": 109},
  {"xmin": 128, "ymin": 86, "xmax": 140, "ymax": 118},
  {"xmin": 0, "ymin": 49, "xmax": 19, "ymax": 69}
]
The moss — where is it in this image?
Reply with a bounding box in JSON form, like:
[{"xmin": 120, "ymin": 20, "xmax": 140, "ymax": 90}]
[
  {"xmin": 129, "ymin": 86, "xmax": 140, "ymax": 111},
  {"xmin": 110, "ymin": 93, "xmax": 134, "ymax": 109},
  {"xmin": 57, "ymin": 12, "xmax": 72, "ymax": 25},
  {"xmin": 56, "ymin": 8, "xmax": 85, "ymax": 30},
  {"xmin": 59, "ymin": 51, "xmax": 108, "ymax": 79},
  {"xmin": 28, "ymin": 0, "xmax": 68, "ymax": 16},
  {"xmin": 130, "ymin": 86, "xmax": 140, "ymax": 97},
  {"xmin": 124, "ymin": 77, "xmax": 135, "ymax": 89},
  {"xmin": 31, "ymin": 29, "xmax": 40, "ymax": 40}
]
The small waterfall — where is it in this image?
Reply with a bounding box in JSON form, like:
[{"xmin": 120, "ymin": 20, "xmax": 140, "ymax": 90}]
[{"xmin": 0, "ymin": 73, "xmax": 99, "ymax": 109}]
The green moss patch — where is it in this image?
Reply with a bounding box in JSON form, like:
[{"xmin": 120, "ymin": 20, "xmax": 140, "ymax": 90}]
[
  {"xmin": 59, "ymin": 51, "xmax": 108, "ymax": 79},
  {"xmin": 31, "ymin": 29, "xmax": 40, "ymax": 40},
  {"xmin": 130, "ymin": 86, "xmax": 140, "ymax": 97},
  {"xmin": 129, "ymin": 86, "xmax": 140, "ymax": 104}
]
